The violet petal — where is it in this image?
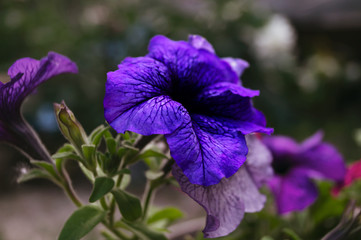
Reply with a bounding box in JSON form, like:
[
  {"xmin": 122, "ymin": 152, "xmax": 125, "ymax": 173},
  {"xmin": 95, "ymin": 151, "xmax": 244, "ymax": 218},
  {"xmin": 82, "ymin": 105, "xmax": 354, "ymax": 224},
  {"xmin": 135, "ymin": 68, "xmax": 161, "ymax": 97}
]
[
  {"xmin": 300, "ymin": 131, "xmax": 324, "ymax": 150},
  {"xmin": 268, "ymin": 168, "xmax": 318, "ymax": 214},
  {"xmin": 188, "ymin": 35, "xmax": 215, "ymax": 53},
  {"xmin": 301, "ymin": 142, "xmax": 346, "ymax": 182},
  {"xmin": 147, "ymin": 35, "xmax": 239, "ymax": 87},
  {"xmin": 262, "ymin": 135, "xmax": 300, "ymax": 158},
  {"xmin": 104, "ymin": 57, "xmax": 187, "ymax": 135},
  {"xmin": 197, "ymin": 84, "xmax": 273, "ymax": 135},
  {"xmin": 0, "ymin": 52, "xmax": 77, "ymax": 160},
  {"xmin": 166, "ymin": 114, "xmax": 248, "ymax": 186},
  {"xmin": 172, "ymin": 135, "xmax": 272, "ymax": 238},
  {"xmin": 245, "ymin": 135, "xmax": 274, "ymax": 187},
  {"xmin": 222, "ymin": 57, "xmax": 249, "ymax": 78},
  {"xmin": 4, "ymin": 52, "xmax": 78, "ymax": 109}
]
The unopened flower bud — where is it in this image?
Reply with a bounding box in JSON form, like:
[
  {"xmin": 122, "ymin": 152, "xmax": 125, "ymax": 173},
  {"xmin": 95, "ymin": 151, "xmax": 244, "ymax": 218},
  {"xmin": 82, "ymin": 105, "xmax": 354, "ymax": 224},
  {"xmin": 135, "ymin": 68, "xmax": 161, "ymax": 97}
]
[{"xmin": 54, "ymin": 101, "xmax": 88, "ymax": 152}]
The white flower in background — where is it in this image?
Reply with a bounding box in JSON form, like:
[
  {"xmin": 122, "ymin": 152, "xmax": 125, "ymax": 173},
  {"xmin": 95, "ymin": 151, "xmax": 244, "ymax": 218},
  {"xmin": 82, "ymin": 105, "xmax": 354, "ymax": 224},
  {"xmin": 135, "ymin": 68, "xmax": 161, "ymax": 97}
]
[{"xmin": 253, "ymin": 15, "xmax": 296, "ymax": 66}]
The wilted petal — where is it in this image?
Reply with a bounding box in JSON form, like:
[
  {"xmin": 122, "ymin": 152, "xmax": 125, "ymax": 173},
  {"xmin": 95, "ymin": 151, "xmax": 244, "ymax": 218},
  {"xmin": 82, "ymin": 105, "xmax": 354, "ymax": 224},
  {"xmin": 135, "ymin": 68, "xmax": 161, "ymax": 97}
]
[
  {"xmin": 268, "ymin": 168, "xmax": 318, "ymax": 214},
  {"xmin": 104, "ymin": 57, "xmax": 187, "ymax": 135},
  {"xmin": 245, "ymin": 135, "xmax": 274, "ymax": 187},
  {"xmin": 0, "ymin": 52, "xmax": 77, "ymax": 161},
  {"xmin": 4, "ymin": 52, "xmax": 78, "ymax": 109},
  {"xmin": 188, "ymin": 35, "xmax": 215, "ymax": 53},
  {"xmin": 172, "ymin": 135, "xmax": 272, "ymax": 238},
  {"xmin": 166, "ymin": 114, "xmax": 248, "ymax": 186}
]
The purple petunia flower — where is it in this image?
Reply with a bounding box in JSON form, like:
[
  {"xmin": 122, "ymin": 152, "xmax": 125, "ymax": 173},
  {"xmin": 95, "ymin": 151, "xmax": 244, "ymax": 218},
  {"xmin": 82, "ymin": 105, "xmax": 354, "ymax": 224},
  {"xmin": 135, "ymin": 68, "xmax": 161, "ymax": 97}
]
[
  {"xmin": 262, "ymin": 131, "xmax": 346, "ymax": 214},
  {"xmin": 0, "ymin": 52, "xmax": 78, "ymax": 161},
  {"xmin": 172, "ymin": 135, "xmax": 273, "ymax": 238},
  {"xmin": 104, "ymin": 35, "xmax": 273, "ymax": 186}
]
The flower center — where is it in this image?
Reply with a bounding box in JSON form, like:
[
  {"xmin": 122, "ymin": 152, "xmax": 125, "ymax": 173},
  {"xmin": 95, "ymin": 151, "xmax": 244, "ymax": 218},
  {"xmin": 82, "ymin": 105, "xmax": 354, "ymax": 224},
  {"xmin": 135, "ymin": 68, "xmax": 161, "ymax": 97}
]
[
  {"xmin": 169, "ymin": 82, "xmax": 203, "ymax": 114},
  {"xmin": 272, "ymin": 157, "xmax": 293, "ymax": 175}
]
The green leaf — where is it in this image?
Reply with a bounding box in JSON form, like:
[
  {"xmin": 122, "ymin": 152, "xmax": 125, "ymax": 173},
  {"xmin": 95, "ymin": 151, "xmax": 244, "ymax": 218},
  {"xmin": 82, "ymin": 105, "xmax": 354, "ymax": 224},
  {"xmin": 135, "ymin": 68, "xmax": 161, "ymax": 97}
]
[
  {"xmin": 120, "ymin": 174, "xmax": 131, "ymax": 190},
  {"xmin": 82, "ymin": 144, "xmax": 96, "ymax": 169},
  {"xmin": 111, "ymin": 189, "xmax": 142, "ymax": 221},
  {"xmin": 56, "ymin": 143, "xmax": 76, "ymax": 153},
  {"xmin": 89, "ymin": 177, "xmax": 115, "ymax": 203},
  {"xmin": 145, "ymin": 170, "xmax": 164, "ymax": 180},
  {"xmin": 139, "ymin": 149, "xmax": 168, "ymax": 171},
  {"xmin": 139, "ymin": 149, "xmax": 168, "ymax": 160},
  {"xmin": 117, "ymin": 169, "xmax": 131, "ymax": 175},
  {"xmin": 117, "ymin": 147, "xmax": 126, "ymax": 158},
  {"xmin": 147, "ymin": 207, "xmax": 183, "ymax": 224},
  {"xmin": 79, "ymin": 162, "xmax": 95, "ymax": 182},
  {"xmin": 55, "ymin": 158, "xmax": 64, "ymax": 174},
  {"xmin": 82, "ymin": 144, "xmax": 96, "ymax": 160},
  {"xmin": 121, "ymin": 132, "xmax": 131, "ymax": 141},
  {"xmin": 52, "ymin": 152, "xmax": 83, "ymax": 162},
  {"xmin": 89, "ymin": 125, "xmax": 110, "ymax": 147},
  {"xmin": 282, "ymin": 228, "xmax": 302, "ymax": 240},
  {"xmin": 88, "ymin": 125, "xmax": 104, "ymax": 140},
  {"xmin": 31, "ymin": 160, "xmax": 60, "ymax": 180},
  {"xmin": 310, "ymin": 181, "xmax": 346, "ymax": 224},
  {"xmin": 17, "ymin": 169, "xmax": 52, "ymax": 183},
  {"xmin": 58, "ymin": 205, "xmax": 106, "ymax": 240},
  {"xmin": 106, "ymin": 137, "xmax": 117, "ymax": 155},
  {"xmin": 120, "ymin": 221, "xmax": 167, "ymax": 240}
]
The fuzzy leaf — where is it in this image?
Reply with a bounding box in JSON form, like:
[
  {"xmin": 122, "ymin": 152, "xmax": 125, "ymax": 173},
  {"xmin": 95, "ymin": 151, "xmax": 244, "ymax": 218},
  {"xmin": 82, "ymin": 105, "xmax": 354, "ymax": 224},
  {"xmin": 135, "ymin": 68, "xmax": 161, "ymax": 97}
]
[
  {"xmin": 106, "ymin": 137, "xmax": 117, "ymax": 155},
  {"xmin": 89, "ymin": 177, "xmax": 115, "ymax": 202},
  {"xmin": 58, "ymin": 205, "xmax": 106, "ymax": 240},
  {"xmin": 147, "ymin": 207, "xmax": 183, "ymax": 224},
  {"xmin": 111, "ymin": 189, "xmax": 142, "ymax": 221},
  {"xmin": 89, "ymin": 125, "xmax": 110, "ymax": 147},
  {"xmin": 31, "ymin": 160, "xmax": 59, "ymax": 180},
  {"xmin": 145, "ymin": 170, "xmax": 163, "ymax": 180},
  {"xmin": 18, "ymin": 169, "xmax": 52, "ymax": 183}
]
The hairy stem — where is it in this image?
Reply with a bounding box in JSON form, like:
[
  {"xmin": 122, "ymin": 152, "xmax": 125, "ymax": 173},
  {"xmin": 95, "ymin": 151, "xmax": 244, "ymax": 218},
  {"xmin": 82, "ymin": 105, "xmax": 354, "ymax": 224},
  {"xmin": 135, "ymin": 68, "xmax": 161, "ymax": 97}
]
[
  {"xmin": 60, "ymin": 161, "xmax": 83, "ymax": 207},
  {"xmin": 102, "ymin": 221, "xmax": 131, "ymax": 240}
]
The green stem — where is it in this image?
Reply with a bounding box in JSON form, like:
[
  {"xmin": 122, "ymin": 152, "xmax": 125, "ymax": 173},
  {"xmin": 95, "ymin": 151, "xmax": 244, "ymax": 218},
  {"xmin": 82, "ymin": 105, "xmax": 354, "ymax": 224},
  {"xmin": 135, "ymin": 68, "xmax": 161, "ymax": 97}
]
[
  {"xmin": 60, "ymin": 161, "xmax": 82, "ymax": 207},
  {"xmin": 102, "ymin": 221, "xmax": 131, "ymax": 240},
  {"xmin": 141, "ymin": 181, "xmax": 154, "ymax": 221},
  {"xmin": 63, "ymin": 181, "xmax": 82, "ymax": 207},
  {"xmin": 141, "ymin": 159, "xmax": 174, "ymax": 221},
  {"xmin": 101, "ymin": 230, "xmax": 117, "ymax": 240},
  {"xmin": 109, "ymin": 174, "xmax": 124, "ymax": 226},
  {"xmin": 100, "ymin": 197, "xmax": 108, "ymax": 210}
]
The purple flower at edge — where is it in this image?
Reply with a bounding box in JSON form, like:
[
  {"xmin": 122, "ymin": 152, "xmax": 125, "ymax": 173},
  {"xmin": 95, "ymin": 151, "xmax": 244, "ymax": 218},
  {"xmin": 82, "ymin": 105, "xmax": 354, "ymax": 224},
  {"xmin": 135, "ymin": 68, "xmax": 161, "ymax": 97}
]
[
  {"xmin": 172, "ymin": 135, "xmax": 273, "ymax": 238},
  {"xmin": 262, "ymin": 131, "xmax": 347, "ymax": 214},
  {"xmin": 104, "ymin": 35, "xmax": 273, "ymax": 186},
  {"xmin": 0, "ymin": 52, "xmax": 78, "ymax": 160}
]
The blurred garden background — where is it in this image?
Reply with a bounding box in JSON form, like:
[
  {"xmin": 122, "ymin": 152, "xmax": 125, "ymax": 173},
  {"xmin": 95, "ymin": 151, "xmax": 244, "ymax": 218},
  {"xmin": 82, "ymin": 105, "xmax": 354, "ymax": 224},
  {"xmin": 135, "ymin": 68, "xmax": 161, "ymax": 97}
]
[{"xmin": 1, "ymin": 0, "xmax": 361, "ymax": 239}]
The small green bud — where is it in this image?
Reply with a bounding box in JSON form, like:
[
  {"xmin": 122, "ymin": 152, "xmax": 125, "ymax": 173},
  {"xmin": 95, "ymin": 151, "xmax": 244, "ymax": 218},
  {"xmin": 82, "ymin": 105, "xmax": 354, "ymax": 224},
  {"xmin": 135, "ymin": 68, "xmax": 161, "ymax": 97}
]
[{"xmin": 54, "ymin": 101, "xmax": 88, "ymax": 152}]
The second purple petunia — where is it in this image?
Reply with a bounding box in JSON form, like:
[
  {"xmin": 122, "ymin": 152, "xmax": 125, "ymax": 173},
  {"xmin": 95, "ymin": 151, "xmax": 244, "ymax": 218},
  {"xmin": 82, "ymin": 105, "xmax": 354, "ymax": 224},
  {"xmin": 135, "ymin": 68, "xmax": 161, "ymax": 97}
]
[
  {"xmin": 262, "ymin": 131, "xmax": 346, "ymax": 214},
  {"xmin": 104, "ymin": 35, "xmax": 273, "ymax": 186}
]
